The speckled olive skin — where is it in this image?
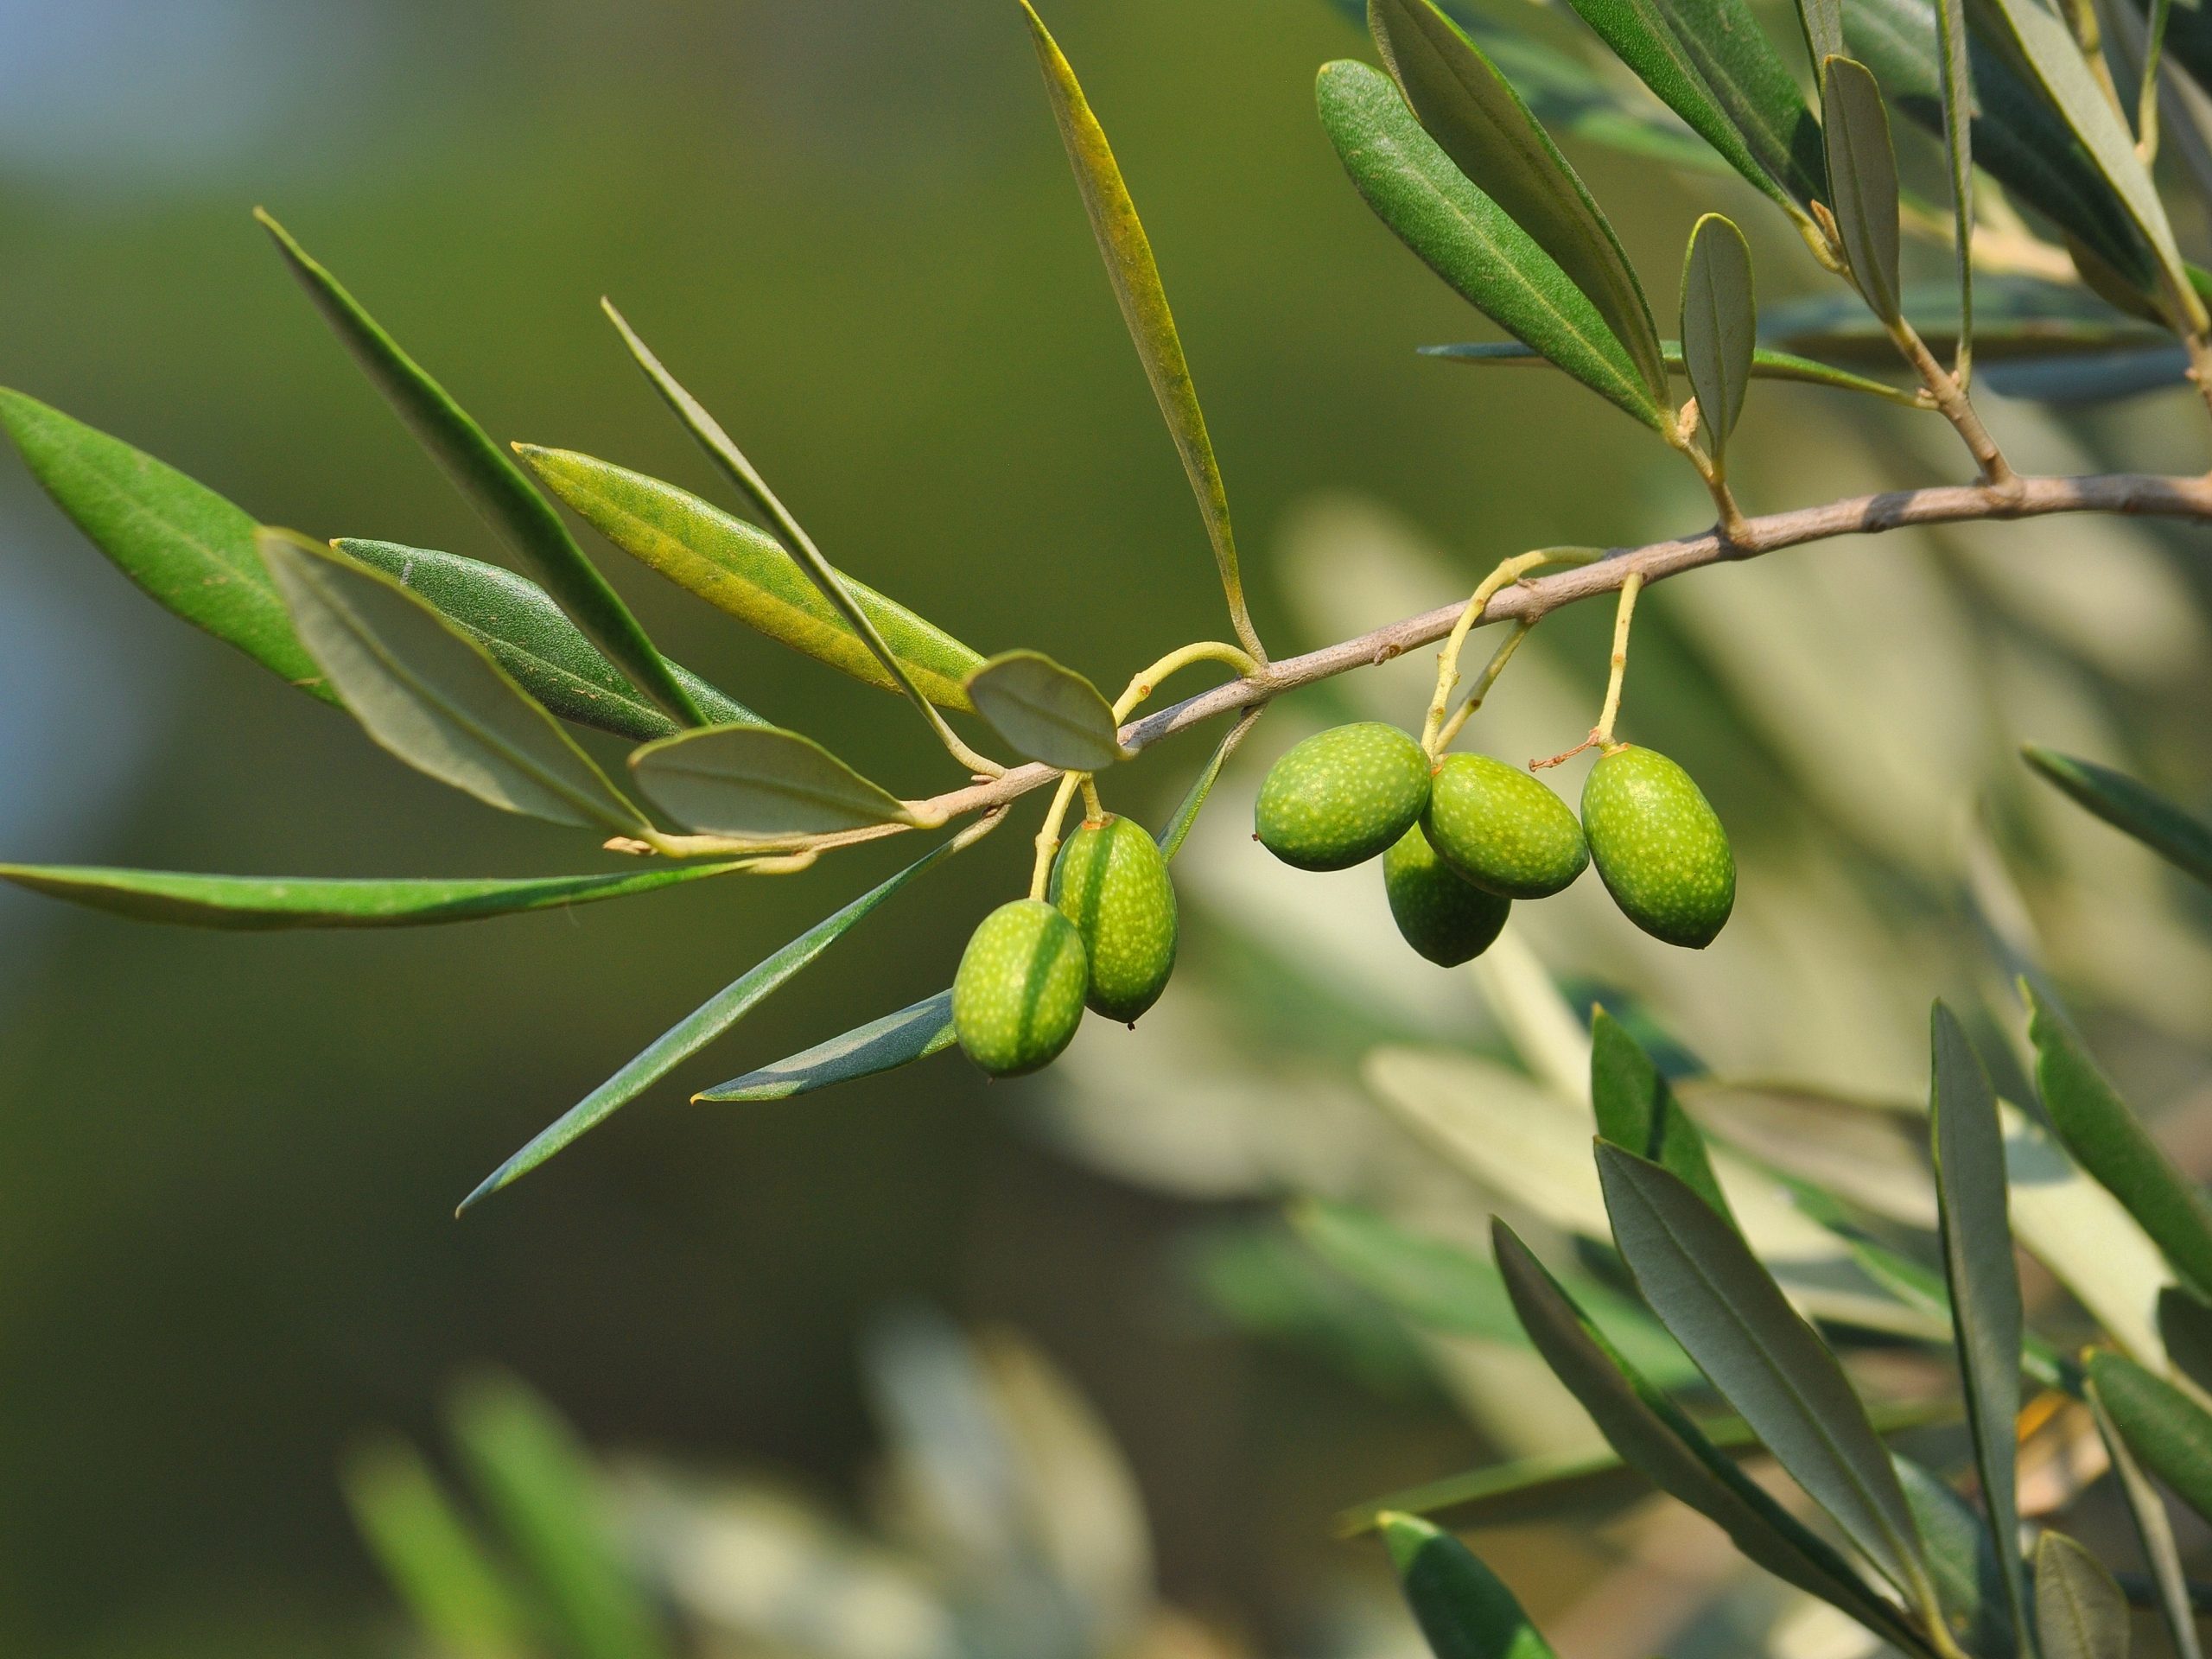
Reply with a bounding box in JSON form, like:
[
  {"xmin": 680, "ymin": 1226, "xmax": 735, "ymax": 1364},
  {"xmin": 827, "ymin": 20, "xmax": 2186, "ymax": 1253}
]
[
  {"xmin": 953, "ymin": 899, "xmax": 1089, "ymax": 1075},
  {"xmin": 1422, "ymin": 752, "xmax": 1589, "ymax": 898},
  {"xmin": 1051, "ymin": 815, "xmax": 1178, "ymax": 1023},
  {"xmin": 1254, "ymin": 722, "xmax": 1432, "ymax": 871},
  {"xmin": 1383, "ymin": 824, "xmax": 1512, "ymax": 966},
  {"xmin": 1580, "ymin": 745, "xmax": 1734, "ymax": 948}
]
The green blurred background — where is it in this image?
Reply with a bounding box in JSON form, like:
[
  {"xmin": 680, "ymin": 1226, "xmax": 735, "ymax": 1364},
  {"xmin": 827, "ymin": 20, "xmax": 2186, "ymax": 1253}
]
[{"xmin": 4, "ymin": 1, "xmax": 2209, "ymax": 1653}]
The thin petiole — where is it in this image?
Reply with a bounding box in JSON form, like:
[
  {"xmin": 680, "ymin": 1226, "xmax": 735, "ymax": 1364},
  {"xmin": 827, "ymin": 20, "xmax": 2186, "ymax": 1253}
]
[
  {"xmin": 1421, "ymin": 549, "xmax": 1598, "ymax": 756},
  {"xmin": 1114, "ymin": 639, "xmax": 1261, "ymax": 722},
  {"xmin": 1533, "ymin": 572, "xmax": 1642, "ymax": 770},
  {"xmin": 1435, "ymin": 619, "xmax": 1536, "ymax": 750},
  {"xmin": 1029, "ymin": 771, "xmax": 1085, "ymax": 900}
]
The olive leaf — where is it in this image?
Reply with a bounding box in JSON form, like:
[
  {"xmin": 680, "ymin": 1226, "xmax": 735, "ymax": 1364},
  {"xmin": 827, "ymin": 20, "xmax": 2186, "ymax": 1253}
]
[
  {"xmin": 964, "ymin": 650, "xmax": 1127, "ymax": 771},
  {"xmin": 1318, "ymin": 60, "xmax": 1668, "ymax": 430},
  {"xmin": 254, "ymin": 211, "xmax": 704, "ymax": 728},
  {"xmin": 1762, "ymin": 276, "xmax": 2164, "ymax": 365},
  {"xmin": 629, "ymin": 725, "xmax": 918, "ymax": 840},
  {"xmin": 694, "ymin": 990, "xmax": 956, "ymax": 1102},
  {"xmin": 461, "ymin": 837, "xmax": 957, "ymax": 1209},
  {"xmin": 2034, "ymin": 1531, "xmax": 2129, "ymax": 1659},
  {"xmin": 1595, "ymin": 1143, "xmax": 1938, "ymax": 1611},
  {"xmin": 1591, "ymin": 1007, "xmax": 1734, "ymax": 1224},
  {"xmin": 339, "ymin": 540, "xmax": 761, "ymax": 741},
  {"xmin": 0, "ymin": 388, "xmax": 330, "ymax": 698},
  {"xmin": 257, "ymin": 530, "xmax": 651, "ymax": 836},
  {"xmin": 1929, "ymin": 1004, "xmax": 2034, "ymax": 1655},
  {"xmin": 2159, "ymin": 1286, "xmax": 2212, "ymax": 1393},
  {"xmin": 1158, "ymin": 707, "xmax": 1261, "ymax": 861},
  {"xmin": 1017, "ymin": 0, "xmax": 1261, "ymax": 660},
  {"xmin": 1421, "ymin": 339, "xmax": 1925, "ymax": 404},
  {"xmin": 516, "ymin": 446, "xmax": 981, "ymax": 712},
  {"xmin": 1821, "ymin": 58, "xmax": 1904, "ymax": 322},
  {"xmin": 2024, "ymin": 745, "xmax": 2212, "ymax": 887},
  {"xmin": 2088, "ymin": 1373, "xmax": 2206, "ymax": 1659},
  {"xmin": 340, "ymin": 1436, "xmax": 533, "ymax": 1659},
  {"xmin": 1377, "ymin": 1511, "xmax": 1557, "ymax": 1659},
  {"xmin": 2087, "ymin": 1351, "xmax": 2212, "ymax": 1523},
  {"xmin": 1936, "ymin": 0, "xmax": 1975, "ymax": 379},
  {"xmin": 2028, "ymin": 985, "xmax": 2212, "ymax": 1300},
  {"xmin": 1369, "ymin": 0, "xmax": 1668, "ymax": 403},
  {"xmin": 0, "ymin": 859, "xmax": 753, "ymax": 931},
  {"xmin": 1796, "ymin": 0, "xmax": 1847, "ymax": 76},
  {"xmin": 1895, "ymin": 1455, "xmax": 2019, "ymax": 1659},
  {"xmin": 1679, "ymin": 216, "xmax": 1757, "ymax": 463}
]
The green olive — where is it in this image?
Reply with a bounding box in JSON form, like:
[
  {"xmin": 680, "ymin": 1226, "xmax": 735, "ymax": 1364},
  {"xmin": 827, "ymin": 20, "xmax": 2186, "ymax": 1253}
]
[
  {"xmin": 1052, "ymin": 814, "xmax": 1178, "ymax": 1023},
  {"xmin": 1254, "ymin": 722, "xmax": 1431, "ymax": 871},
  {"xmin": 952, "ymin": 899, "xmax": 1090, "ymax": 1076},
  {"xmin": 1580, "ymin": 745, "xmax": 1734, "ymax": 948},
  {"xmin": 1383, "ymin": 824, "xmax": 1511, "ymax": 965},
  {"xmin": 1421, "ymin": 752, "xmax": 1588, "ymax": 898}
]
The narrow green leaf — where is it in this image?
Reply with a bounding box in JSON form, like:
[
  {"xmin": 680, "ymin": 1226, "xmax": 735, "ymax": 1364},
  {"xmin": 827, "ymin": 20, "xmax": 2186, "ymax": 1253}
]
[
  {"xmin": 1834, "ymin": 1230, "xmax": 2075, "ymax": 1393},
  {"xmin": 1422, "ymin": 338, "xmax": 1926, "ymax": 404},
  {"xmin": 1492, "ymin": 1221, "xmax": 1925, "ymax": 1649},
  {"xmin": 2027, "ymin": 986, "xmax": 2212, "ymax": 1300},
  {"xmin": 1370, "ymin": 0, "xmax": 1667, "ymax": 402},
  {"xmin": 694, "ymin": 989, "xmax": 955, "ymax": 1102},
  {"xmin": 0, "ymin": 388, "xmax": 329, "ymax": 698},
  {"xmin": 1557, "ymin": 0, "xmax": 1815, "ymax": 216},
  {"xmin": 257, "ymin": 530, "xmax": 648, "ymax": 836},
  {"xmin": 461, "ymin": 837, "xmax": 953, "ymax": 1208},
  {"xmin": 630, "ymin": 725, "xmax": 918, "ymax": 841},
  {"xmin": 964, "ymin": 649, "xmax": 1126, "ymax": 771},
  {"xmin": 1595, "ymin": 1142, "xmax": 1936, "ymax": 1609},
  {"xmin": 1797, "ymin": 0, "xmax": 1847, "ymax": 75},
  {"xmin": 253, "ymin": 211, "xmax": 703, "ymax": 728},
  {"xmin": 340, "ymin": 1434, "xmax": 532, "ymax": 1659},
  {"xmin": 1761, "ymin": 276, "xmax": 2164, "ymax": 365},
  {"xmin": 2089, "ymin": 1373, "xmax": 2206, "ymax": 1659},
  {"xmin": 340, "ymin": 540, "xmax": 760, "ymax": 741},
  {"xmin": 447, "ymin": 1376, "xmax": 671, "ymax": 1659},
  {"xmin": 1017, "ymin": 0, "xmax": 1260, "ymax": 661},
  {"xmin": 1936, "ymin": 0, "xmax": 1975, "ymax": 381},
  {"xmin": 1821, "ymin": 57, "xmax": 1904, "ymax": 321},
  {"xmin": 0, "ymin": 859, "xmax": 751, "ymax": 931},
  {"xmin": 2159, "ymin": 1287, "xmax": 2212, "ymax": 1394},
  {"xmin": 1158, "ymin": 706, "xmax": 1261, "ymax": 862},
  {"xmin": 1318, "ymin": 60, "xmax": 1666, "ymax": 429},
  {"xmin": 1679, "ymin": 215, "xmax": 1757, "ymax": 462},
  {"xmin": 2088, "ymin": 1351, "xmax": 2212, "ymax": 1524},
  {"xmin": 1895, "ymin": 1454, "xmax": 2018, "ymax": 1659},
  {"xmin": 2024, "ymin": 746, "xmax": 2212, "ymax": 888},
  {"xmin": 1378, "ymin": 1511, "xmax": 1557, "ymax": 1659},
  {"xmin": 1667, "ymin": 0, "xmax": 1831, "ymax": 204},
  {"xmin": 1929, "ymin": 1004, "xmax": 2033, "ymax": 1659},
  {"xmin": 1591, "ymin": 1006, "xmax": 1734, "ymax": 1225},
  {"xmin": 2034, "ymin": 1531, "xmax": 2129, "ymax": 1659},
  {"xmin": 515, "ymin": 446, "xmax": 981, "ymax": 712}
]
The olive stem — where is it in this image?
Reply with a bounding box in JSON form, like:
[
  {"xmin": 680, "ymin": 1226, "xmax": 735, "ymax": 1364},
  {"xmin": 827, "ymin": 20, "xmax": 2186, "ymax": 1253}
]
[
  {"xmin": 1433, "ymin": 619, "xmax": 1536, "ymax": 752},
  {"xmin": 1080, "ymin": 775, "xmax": 1105, "ymax": 820},
  {"xmin": 1531, "ymin": 571, "xmax": 1642, "ymax": 771},
  {"xmin": 1421, "ymin": 549, "xmax": 1599, "ymax": 757},
  {"xmin": 1887, "ymin": 316, "xmax": 2016, "ymax": 489},
  {"xmin": 1029, "ymin": 771, "xmax": 1085, "ymax": 901},
  {"xmin": 1114, "ymin": 639, "xmax": 1262, "ymax": 721}
]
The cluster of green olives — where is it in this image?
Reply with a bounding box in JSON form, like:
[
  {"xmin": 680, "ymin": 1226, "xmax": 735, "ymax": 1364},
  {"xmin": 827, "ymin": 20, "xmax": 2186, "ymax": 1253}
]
[
  {"xmin": 1254, "ymin": 721, "xmax": 1733, "ymax": 963},
  {"xmin": 952, "ymin": 814, "xmax": 1179, "ymax": 1077}
]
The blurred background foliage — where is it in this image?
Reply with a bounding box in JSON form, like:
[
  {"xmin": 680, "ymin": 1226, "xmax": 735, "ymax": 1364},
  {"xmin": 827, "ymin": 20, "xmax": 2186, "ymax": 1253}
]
[{"xmin": 3, "ymin": 0, "xmax": 2211, "ymax": 1654}]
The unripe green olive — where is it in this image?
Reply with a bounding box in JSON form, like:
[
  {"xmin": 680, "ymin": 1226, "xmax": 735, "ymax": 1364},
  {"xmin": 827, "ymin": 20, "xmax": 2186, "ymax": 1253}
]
[
  {"xmin": 953, "ymin": 899, "xmax": 1089, "ymax": 1076},
  {"xmin": 1254, "ymin": 722, "xmax": 1431, "ymax": 871},
  {"xmin": 1580, "ymin": 745, "xmax": 1734, "ymax": 948},
  {"xmin": 1052, "ymin": 814, "xmax": 1178, "ymax": 1023},
  {"xmin": 1383, "ymin": 824, "xmax": 1511, "ymax": 966},
  {"xmin": 1421, "ymin": 752, "xmax": 1588, "ymax": 898}
]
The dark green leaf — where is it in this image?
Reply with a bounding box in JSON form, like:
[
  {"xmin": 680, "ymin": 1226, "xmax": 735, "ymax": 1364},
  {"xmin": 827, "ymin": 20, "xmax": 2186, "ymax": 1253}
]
[
  {"xmin": 1158, "ymin": 707, "xmax": 1261, "ymax": 862},
  {"xmin": 257, "ymin": 531, "xmax": 648, "ymax": 835},
  {"xmin": 1929, "ymin": 1003, "xmax": 2034, "ymax": 1654},
  {"xmin": 694, "ymin": 990, "xmax": 955, "ymax": 1102},
  {"xmin": 1318, "ymin": 60, "xmax": 1666, "ymax": 429},
  {"xmin": 2160, "ymin": 1287, "xmax": 2212, "ymax": 1395},
  {"xmin": 1421, "ymin": 338, "xmax": 1925, "ymax": 404},
  {"xmin": 630, "ymin": 725, "xmax": 917, "ymax": 841},
  {"xmin": 1936, "ymin": 0, "xmax": 1974, "ymax": 378},
  {"xmin": 1796, "ymin": 0, "xmax": 1847, "ymax": 77},
  {"xmin": 1596, "ymin": 1143, "xmax": 1936, "ymax": 1608},
  {"xmin": 1018, "ymin": 0, "xmax": 1259, "ymax": 658},
  {"xmin": 0, "ymin": 859, "xmax": 751, "ymax": 931},
  {"xmin": 2024, "ymin": 746, "xmax": 2212, "ymax": 888},
  {"xmin": 1591, "ymin": 1006, "xmax": 1734, "ymax": 1224},
  {"xmin": 2035, "ymin": 1530, "xmax": 2130, "ymax": 1659},
  {"xmin": 2028, "ymin": 986, "xmax": 2212, "ymax": 1300},
  {"xmin": 1370, "ymin": 0, "xmax": 1667, "ymax": 402},
  {"xmin": 1679, "ymin": 214, "xmax": 1757, "ymax": 461},
  {"xmin": 340, "ymin": 1434, "xmax": 532, "ymax": 1659},
  {"xmin": 2088, "ymin": 1351, "xmax": 2212, "ymax": 1524},
  {"xmin": 964, "ymin": 649, "xmax": 1126, "ymax": 772},
  {"xmin": 2089, "ymin": 1372, "xmax": 2206, "ymax": 1659},
  {"xmin": 254, "ymin": 211, "xmax": 703, "ymax": 728},
  {"xmin": 1761, "ymin": 276, "xmax": 2165, "ymax": 365},
  {"xmin": 1378, "ymin": 1510, "xmax": 1557, "ymax": 1659},
  {"xmin": 1896, "ymin": 1454, "xmax": 2018, "ymax": 1659},
  {"xmin": 339, "ymin": 540, "xmax": 760, "ymax": 741},
  {"xmin": 461, "ymin": 837, "xmax": 954, "ymax": 1208},
  {"xmin": 1491, "ymin": 1221, "xmax": 1923, "ymax": 1648},
  {"xmin": 516, "ymin": 447, "xmax": 980, "ymax": 712},
  {"xmin": 0, "ymin": 388, "xmax": 328, "ymax": 698},
  {"xmin": 1821, "ymin": 57, "xmax": 1904, "ymax": 321},
  {"xmin": 447, "ymin": 1376, "xmax": 671, "ymax": 1659}
]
